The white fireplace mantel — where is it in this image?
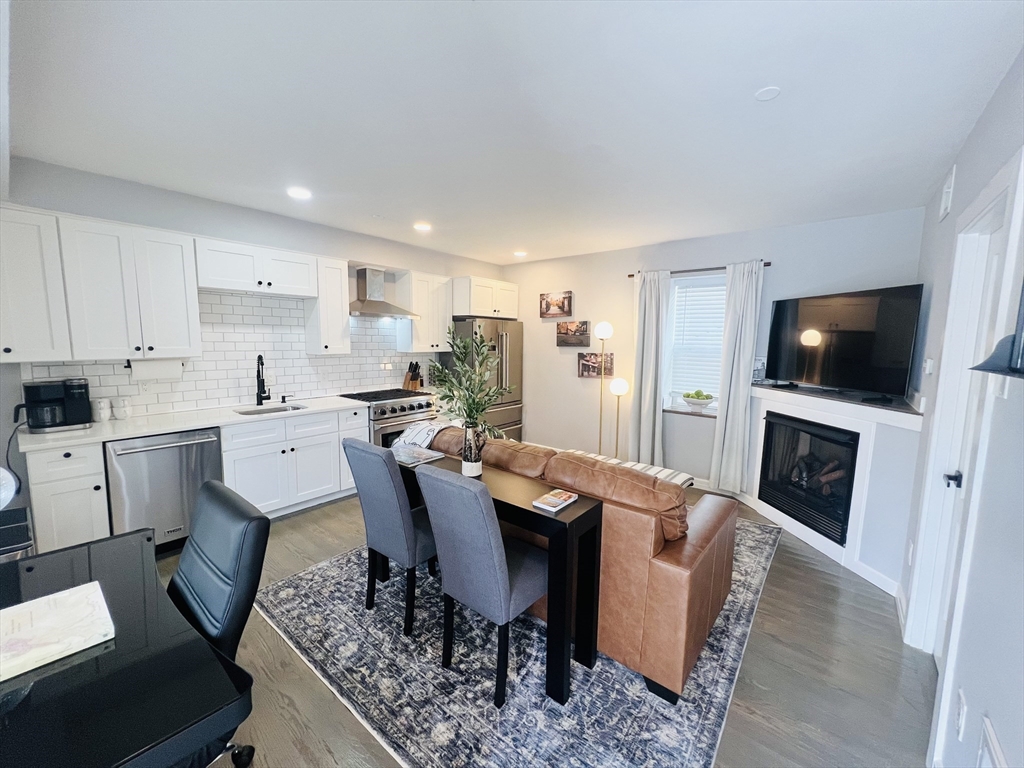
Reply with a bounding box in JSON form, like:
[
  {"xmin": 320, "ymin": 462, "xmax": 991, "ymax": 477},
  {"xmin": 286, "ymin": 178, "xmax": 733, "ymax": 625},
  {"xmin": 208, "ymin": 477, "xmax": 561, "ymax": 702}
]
[{"xmin": 740, "ymin": 387, "xmax": 923, "ymax": 597}]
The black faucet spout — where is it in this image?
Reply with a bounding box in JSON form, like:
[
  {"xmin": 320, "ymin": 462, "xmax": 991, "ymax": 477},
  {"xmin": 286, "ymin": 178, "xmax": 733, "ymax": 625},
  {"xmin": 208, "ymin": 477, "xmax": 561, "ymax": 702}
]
[{"xmin": 256, "ymin": 354, "xmax": 270, "ymax": 405}]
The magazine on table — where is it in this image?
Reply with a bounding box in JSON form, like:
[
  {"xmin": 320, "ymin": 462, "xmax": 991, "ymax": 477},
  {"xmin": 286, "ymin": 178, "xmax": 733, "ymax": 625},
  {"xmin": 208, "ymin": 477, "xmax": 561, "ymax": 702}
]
[
  {"xmin": 390, "ymin": 443, "xmax": 445, "ymax": 467},
  {"xmin": 533, "ymin": 489, "xmax": 579, "ymax": 512}
]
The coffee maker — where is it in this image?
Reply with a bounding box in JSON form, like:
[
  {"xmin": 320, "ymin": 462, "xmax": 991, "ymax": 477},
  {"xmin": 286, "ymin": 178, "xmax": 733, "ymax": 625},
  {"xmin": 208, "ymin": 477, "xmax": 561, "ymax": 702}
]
[{"xmin": 14, "ymin": 379, "xmax": 93, "ymax": 433}]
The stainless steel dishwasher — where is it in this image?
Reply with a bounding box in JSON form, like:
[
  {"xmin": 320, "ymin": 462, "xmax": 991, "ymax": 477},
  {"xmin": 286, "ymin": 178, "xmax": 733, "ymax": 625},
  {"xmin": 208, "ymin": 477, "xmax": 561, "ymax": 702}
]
[{"xmin": 105, "ymin": 428, "xmax": 223, "ymax": 546}]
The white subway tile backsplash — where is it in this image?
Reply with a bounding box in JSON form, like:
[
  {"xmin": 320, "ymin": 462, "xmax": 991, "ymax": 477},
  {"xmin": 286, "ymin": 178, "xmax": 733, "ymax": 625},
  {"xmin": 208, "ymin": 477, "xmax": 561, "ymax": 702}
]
[{"xmin": 24, "ymin": 291, "xmax": 433, "ymax": 416}]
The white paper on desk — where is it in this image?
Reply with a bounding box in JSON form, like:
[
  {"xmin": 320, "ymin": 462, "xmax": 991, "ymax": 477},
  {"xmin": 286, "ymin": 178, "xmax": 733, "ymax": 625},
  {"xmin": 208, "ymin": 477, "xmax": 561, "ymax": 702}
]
[{"xmin": 0, "ymin": 581, "xmax": 116, "ymax": 682}]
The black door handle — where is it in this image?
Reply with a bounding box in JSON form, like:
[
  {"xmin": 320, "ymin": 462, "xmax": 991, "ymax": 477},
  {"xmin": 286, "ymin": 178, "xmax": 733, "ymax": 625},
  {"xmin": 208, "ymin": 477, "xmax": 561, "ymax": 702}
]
[{"xmin": 943, "ymin": 471, "xmax": 963, "ymax": 489}]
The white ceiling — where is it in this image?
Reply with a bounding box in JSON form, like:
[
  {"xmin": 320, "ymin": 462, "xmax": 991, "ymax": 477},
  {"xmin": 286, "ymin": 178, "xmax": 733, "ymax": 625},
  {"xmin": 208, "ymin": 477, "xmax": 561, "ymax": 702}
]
[{"xmin": 9, "ymin": 1, "xmax": 1024, "ymax": 265}]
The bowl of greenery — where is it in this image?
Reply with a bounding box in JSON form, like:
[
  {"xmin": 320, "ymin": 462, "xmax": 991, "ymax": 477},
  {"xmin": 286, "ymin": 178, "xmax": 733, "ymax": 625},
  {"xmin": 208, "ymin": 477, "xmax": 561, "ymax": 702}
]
[{"xmin": 681, "ymin": 390, "xmax": 716, "ymax": 412}]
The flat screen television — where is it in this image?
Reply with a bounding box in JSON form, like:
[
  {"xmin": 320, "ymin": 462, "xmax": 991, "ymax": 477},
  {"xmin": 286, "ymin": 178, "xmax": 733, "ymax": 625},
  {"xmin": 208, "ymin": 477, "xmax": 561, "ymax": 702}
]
[{"xmin": 765, "ymin": 284, "xmax": 924, "ymax": 398}]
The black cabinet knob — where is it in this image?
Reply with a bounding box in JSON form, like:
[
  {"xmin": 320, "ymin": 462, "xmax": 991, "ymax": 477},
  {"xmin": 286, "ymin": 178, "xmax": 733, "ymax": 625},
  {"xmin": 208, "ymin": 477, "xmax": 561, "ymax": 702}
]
[
  {"xmin": 280, "ymin": 449, "xmax": 286, "ymax": 454},
  {"xmin": 258, "ymin": 280, "xmax": 263, "ymax": 285},
  {"xmin": 93, "ymin": 485, "xmax": 101, "ymax": 491},
  {"xmin": 324, "ymin": 345, "xmax": 328, "ymax": 349},
  {"xmin": 290, "ymin": 447, "xmax": 295, "ymax": 452},
  {"xmin": 135, "ymin": 346, "xmax": 142, "ymax": 351},
  {"xmin": 2, "ymin": 347, "xmax": 10, "ymax": 353},
  {"xmin": 267, "ymin": 282, "xmax": 272, "ymax": 287},
  {"xmin": 63, "ymin": 452, "xmax": 71, "ymax": 458},
  {"xmin": 147, "ymin": 346, "xmax": 154, "ymax": 351}
]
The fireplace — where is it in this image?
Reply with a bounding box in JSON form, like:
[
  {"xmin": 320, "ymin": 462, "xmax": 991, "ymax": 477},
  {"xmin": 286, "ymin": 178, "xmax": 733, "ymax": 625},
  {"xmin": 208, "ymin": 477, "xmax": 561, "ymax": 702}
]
[{"xmin": 758, "ymin": 411, "xmax": 859, "ymax": 546}]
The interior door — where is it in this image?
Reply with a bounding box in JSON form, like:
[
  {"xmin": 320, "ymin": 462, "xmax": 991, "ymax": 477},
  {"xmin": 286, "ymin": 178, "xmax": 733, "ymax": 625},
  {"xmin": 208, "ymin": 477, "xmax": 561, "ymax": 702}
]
[
  {"xmin": 133, "ymin": 228, "xmax": 202, "ymax": 358},
  {"xmin": 0, "ymin": 208, "xmax": 72, "ymax": 362},
  {"xmin": 59, "ymin": 217, "xmax": 144, "ymax": 360},
  {"xmin": 262, "ymin": 249, "xmax": 318, "ymax": 297},
  {"xmin": 195, "ymin": 238, "xmax": 263, "ymax": 292}
]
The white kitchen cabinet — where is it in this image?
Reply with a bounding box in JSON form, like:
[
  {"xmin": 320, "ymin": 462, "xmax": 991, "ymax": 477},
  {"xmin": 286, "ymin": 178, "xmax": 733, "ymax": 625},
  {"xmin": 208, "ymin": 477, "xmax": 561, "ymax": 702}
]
[
  {"xmin": 223, "ymin": 441, "xmax": 292, "ymax": 513},
  {"xmin": 30, "ymin": 474, "xmax": 110, "ymax": 553},
  {"xmin": 304, "ymin": 258, "xmax": 351, "ymax": 355},
  {"xmin": 396, "ymin": 271, "xmax": 451, "ymax": 352},
  {"xmin": 290, "ymin": 434, "xmax": 341, "ymax": 503},
  {"xmin": 0, "ymin": 208, "xmax": 72, "ymax": 363},
  {"xmin": 451, "ymin": 276, "xmax": 518, "ymax": 319},
  {"xmin": 133, "ymin": 229, "xmax": 202, "ymax": 358},
  {"xmin": 59, "ymin": 217, "xmax": 145, "ymax": 361},
  {"xmin": 338, "ymin": 426, "xmax": 369, "ymax": 491},
  {"xmin": 196, "ymin": 238, "xmax": 318, "ymax": 298}
]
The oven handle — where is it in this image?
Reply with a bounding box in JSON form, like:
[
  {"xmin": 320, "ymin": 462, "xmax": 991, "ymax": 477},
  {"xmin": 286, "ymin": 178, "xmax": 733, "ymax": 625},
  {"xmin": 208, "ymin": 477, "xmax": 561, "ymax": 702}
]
[{"xmin": 372, "ymin": 413, "xmax": 438, "ymax": 432}]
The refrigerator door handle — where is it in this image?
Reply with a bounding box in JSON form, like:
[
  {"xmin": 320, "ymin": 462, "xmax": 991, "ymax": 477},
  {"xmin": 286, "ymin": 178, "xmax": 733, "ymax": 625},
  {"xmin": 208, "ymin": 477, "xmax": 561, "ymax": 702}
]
[{"xmin": 500, "ymin": 332, "xmax": 510, "ymax": 389}]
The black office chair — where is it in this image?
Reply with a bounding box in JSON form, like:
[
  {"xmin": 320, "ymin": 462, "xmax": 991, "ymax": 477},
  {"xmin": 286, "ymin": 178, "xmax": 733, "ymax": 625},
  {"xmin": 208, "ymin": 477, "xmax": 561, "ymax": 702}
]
[{"xmin": 168, "ymin": 481, "xmax": 270, "ymax": 768}]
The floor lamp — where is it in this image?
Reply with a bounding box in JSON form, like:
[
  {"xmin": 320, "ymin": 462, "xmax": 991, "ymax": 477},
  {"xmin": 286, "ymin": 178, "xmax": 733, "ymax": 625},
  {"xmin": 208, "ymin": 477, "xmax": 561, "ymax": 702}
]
[
  {"xmin": 594, "ymin": 321, "xmax": 614, "ymax": 455},
  {"xmin": 609, "ymin": 377, "xmax": 629, "ymax": 459}
]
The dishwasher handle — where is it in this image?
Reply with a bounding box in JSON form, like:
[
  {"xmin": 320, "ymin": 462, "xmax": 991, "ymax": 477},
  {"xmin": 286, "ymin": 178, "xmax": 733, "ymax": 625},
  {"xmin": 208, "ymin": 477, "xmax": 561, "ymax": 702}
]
[{"xmin": 112, "ymin": 435, "xmax": 220, "ymax": 456}]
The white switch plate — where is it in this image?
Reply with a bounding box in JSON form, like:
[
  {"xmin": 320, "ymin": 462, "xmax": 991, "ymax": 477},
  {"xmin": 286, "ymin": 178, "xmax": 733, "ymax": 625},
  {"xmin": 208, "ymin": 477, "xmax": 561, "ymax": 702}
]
[{"xmin": 924, "ymin": 358, "xmax": 935, "ymax": 375}]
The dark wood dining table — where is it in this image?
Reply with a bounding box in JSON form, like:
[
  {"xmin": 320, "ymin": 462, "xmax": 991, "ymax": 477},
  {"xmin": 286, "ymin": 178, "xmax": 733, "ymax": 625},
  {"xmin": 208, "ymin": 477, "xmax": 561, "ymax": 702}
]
[
  {"xmin": 398, "ymin": 455, "xmax": 603, "ymax": 705},
  {"xmin": 0, "ymin": 529, "xmax": 253, "ymax": 768}
]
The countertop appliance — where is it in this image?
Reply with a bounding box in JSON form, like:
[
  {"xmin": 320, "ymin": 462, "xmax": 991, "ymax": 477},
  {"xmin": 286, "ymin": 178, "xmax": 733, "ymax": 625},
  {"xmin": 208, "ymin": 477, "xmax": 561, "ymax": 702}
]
[
  {"xmin": 341, "ymin": 389, "xmax": 436, "ymax": 448},
  {"xmin": 14, "ymin": 378, "xmax": 92, "ymax": 434},
  {"xmin": 444, "ymin": 318, "xmax": 523, "ymax": 441},
  {"xmin": 105, "ymin": 428, "xmax": 222, "ymax": 547}
]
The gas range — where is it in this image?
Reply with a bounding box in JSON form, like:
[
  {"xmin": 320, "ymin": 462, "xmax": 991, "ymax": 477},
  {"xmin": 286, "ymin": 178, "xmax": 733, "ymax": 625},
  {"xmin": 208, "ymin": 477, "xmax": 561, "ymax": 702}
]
[{"xmin": 341, "ymin": 388, "xmax": 437, "ymax": 422}]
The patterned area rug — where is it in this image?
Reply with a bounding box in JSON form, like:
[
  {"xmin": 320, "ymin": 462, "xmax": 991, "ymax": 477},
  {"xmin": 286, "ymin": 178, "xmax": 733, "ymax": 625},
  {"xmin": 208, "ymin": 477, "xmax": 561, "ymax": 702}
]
[{"xmin": 255, "ymin": 518, "xmax": 781, "ymax": 768}]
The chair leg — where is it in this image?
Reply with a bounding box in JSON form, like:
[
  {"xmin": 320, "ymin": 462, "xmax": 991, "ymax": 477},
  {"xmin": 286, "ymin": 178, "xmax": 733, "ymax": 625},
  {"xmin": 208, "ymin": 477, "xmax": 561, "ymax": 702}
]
[
  {"xmin": 442, "ymin": 594, "xmax": 454, "ymax": 668},
  {"xmin": 495, "ymin": 622, "xmax": 509, "ymax": 708},
  {"xmin": 403, "ymin": 567, "xmax": 416, "ymax": 636},
  {"xmin": 427, "ymin": 555, "xmax": 438, "ymax": 577},
  {"xmin": 377, "ymin": 555, "xmax": 390, "ymax": 582},
  {"xmin": 365, "ymin": 549, "xmax": 378, "ymax": 609}
]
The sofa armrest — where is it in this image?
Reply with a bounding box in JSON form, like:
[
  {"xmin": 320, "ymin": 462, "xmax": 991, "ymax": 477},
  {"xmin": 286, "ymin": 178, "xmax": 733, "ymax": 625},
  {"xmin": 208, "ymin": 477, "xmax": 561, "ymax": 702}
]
[{"xmin": 638, "ymin": 494, "xmax": 739, "ymax": 694}]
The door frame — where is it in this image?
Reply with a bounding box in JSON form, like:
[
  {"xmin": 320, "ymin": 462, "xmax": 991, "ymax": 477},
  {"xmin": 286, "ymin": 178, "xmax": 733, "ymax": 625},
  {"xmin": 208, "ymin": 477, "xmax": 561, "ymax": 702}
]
[{"xmin": 904, "ymin": 149, "xmax": 1024, "ymax": 653}]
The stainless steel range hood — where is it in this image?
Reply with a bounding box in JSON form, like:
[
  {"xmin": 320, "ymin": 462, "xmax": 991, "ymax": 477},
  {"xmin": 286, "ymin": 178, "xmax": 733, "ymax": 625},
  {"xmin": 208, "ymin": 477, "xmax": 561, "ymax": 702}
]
[{"xmin": 349, "ymin": 268, "xmax": 419, "ymax": 319}]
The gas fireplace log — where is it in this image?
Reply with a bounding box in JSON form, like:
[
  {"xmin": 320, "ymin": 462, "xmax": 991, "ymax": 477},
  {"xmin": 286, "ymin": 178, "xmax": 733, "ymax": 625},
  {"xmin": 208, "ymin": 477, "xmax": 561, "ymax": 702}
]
[
  {"xmin": 819, "ymin": 468, "xmax": 846, "ymax": 484},
  {"xmin": 819, "ymin": 459, "xmax": 839, "ymax": 476},
  {"xmin": 822, "ymin": 483, "xmax": 831, "ymax": 495}
]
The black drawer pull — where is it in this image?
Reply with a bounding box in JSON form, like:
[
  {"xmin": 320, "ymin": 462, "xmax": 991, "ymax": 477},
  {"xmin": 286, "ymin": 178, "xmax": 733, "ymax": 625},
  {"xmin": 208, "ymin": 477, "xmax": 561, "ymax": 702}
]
[
  {"xmin": 290, "ymin": 447, "xmax": 295, "ymax": 452},
  {"xmin": 93, "ymin": 485, "xmax": 101, "ymax": 491},
  {"xmin": 2, "ymin": 347, "xmax": 10, "ymax": 353},
  {"xmin": 258, "ymin": 280, "xmax": 263, "ymax": 286},
  {"xmin": 147, "ymin": 346, "xmax": 154, "ymax": 351},
  {"xmin": 135, "ymin": 346, "xmax": 142, "ymax": 351},
  {"xmin": 267, "ymin": 282, "xmax": 272, "ymax": 287},
  {"xmin": 324, "ymin": 345, "xmax": 329, "ymax": 349},
  {"xmin": 63, "ymin": 452, "xmax": 72, "ymax": 458},
  {"xmin": 280, "ymin": 449, "xmax": 286, "ymax": 454}
]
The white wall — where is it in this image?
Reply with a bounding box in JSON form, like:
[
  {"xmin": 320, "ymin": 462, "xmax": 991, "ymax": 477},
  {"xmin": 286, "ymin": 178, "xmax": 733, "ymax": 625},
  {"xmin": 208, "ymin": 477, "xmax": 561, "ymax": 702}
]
[
  {"xmin": 501, "ymin": 207, "xmax": 925, "ymax": 475},
  {"xmin": 903, "ymin": 50, "xmax": 1024, "ymax": 600}
]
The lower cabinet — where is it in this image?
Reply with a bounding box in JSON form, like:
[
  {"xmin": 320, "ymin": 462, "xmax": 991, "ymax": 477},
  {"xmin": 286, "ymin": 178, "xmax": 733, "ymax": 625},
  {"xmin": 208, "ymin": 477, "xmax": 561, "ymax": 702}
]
[
  {"xmin": 222, "ymin": 442, "xmax": 292, "ymax": 513},
  {"xmin": 31, "ymin": 475, "xmax": 110, "ymax": 553},
  {"xmin": 291, "ymin": 434, "xmax": 341, "ymax": 504},
  {"xmin": 338, "ymin": 426, "xmax": 370, "ymax": 492}
]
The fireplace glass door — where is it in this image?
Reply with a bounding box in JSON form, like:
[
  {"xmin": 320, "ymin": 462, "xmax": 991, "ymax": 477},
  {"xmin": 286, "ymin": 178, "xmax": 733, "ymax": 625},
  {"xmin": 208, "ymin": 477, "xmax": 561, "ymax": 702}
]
[{"xmin": 758, "ymin": 411, "xmax": 859, "ymax": 546}]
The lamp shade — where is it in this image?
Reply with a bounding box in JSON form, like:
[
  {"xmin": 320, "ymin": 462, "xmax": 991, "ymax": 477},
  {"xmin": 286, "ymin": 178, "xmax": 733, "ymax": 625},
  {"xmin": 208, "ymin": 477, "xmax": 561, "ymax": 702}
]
[
  {"xmin": 609, "ymin": 377, "xmax": 629, "ymax": 397},
  {"xmin": 595, "ymin": 321, "xmax": 614, "ymax": 340}
]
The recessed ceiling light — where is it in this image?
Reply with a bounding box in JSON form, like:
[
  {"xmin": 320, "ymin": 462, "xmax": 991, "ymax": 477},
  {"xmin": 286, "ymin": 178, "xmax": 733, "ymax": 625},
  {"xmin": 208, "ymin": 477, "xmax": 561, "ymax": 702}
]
[
  {"xmin": 287, "ymin": 186, "xmax": 312, "ymax": 200},
  {"xmin": 754, "ymin": 86, "xmax": 781, "ymax": 102},
  {"xmin": 513, "ymin": 251, "xmax": 527, "ymax": 258},
  {"xmin": 413, "ymin": 222, "xmax": 432, "ymax": 232}
]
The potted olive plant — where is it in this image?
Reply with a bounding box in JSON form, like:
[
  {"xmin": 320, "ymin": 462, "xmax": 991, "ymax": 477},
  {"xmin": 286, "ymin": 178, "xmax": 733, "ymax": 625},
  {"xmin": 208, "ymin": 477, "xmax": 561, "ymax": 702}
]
[{"xmin": 429, "ymin": 326, "xmax": 512, "ymax": 476}]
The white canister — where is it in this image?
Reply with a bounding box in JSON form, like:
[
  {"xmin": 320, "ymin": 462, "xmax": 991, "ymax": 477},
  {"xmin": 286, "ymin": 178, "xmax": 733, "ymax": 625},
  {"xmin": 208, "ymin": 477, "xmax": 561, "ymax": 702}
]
[
  {"xmin": 112, "ymin": 397, "xmax": 133, "ymax": 420},
  {"xmin": 91, "ymin": 398, "xmax": 112, "ymax": 422}
]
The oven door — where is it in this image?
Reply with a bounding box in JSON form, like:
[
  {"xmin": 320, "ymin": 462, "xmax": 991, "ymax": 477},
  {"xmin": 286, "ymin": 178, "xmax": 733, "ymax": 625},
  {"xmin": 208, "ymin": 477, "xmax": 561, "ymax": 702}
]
[{"xmin": 372, "ymin": 414, "xmax": 435, "ymax": 448}]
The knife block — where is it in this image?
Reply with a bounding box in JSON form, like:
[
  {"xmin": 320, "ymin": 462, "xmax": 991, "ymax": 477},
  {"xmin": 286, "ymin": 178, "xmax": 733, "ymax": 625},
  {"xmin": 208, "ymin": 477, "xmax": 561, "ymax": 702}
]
[{"xmin": 402, "ymin": 373, "xmax": 420, "ymax": 391}]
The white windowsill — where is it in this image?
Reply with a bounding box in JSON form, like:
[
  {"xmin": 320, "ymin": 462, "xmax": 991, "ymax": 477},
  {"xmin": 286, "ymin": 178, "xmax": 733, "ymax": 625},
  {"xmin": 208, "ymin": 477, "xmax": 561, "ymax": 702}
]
[{"xmin": 663, "ymin": 406, "xmax": 717, "ymax": 419}]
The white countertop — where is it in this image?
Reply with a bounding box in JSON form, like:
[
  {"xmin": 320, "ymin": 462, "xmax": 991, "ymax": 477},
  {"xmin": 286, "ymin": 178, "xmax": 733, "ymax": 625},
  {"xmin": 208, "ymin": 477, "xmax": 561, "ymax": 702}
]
[{"xmin": 16, "ymin": 395, "xmax": 371, "ymax": 453}]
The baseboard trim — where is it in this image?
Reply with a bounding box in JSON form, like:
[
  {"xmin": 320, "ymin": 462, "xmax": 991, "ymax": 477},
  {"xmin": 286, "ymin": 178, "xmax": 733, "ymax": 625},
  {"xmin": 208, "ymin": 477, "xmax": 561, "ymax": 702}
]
[
  {"xmin": 265, "ymin": 488, "xmax": 358, "ymax": 520},
  {"xmin": 895, "ymin": 582, "xmax": 909, "ymax": 634}
]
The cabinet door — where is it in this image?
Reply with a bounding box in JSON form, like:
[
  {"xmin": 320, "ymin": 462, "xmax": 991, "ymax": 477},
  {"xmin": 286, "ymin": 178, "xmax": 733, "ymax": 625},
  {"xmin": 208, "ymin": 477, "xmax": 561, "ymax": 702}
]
[
  {"xmin": 339, "ymin": 427, "xmax": 369, "ymax": 491},
  {"xmin": 290, "ymin": 434, "xmax": 341, "ymax": 503},
  {"xmin": 0, "ymin": 209, "xmax": 72, "ymax": 362},
  {"xmin": 59, "ymin": 217, "xmax": 144, "ymax": 360},
  {"xmin": 133, "ymin": 228, "xmax": 202, "ymax": 358},
  {"xmin": 262, "ymin": 249, "xmax": 318, "ymax": 297},
  {"xmin": 30, "ymin": 475, "xmax": 110, "ymax": 553},
  {"xmin": 305, "ymin": 258, "xmax": 350, "ymax": 355},
  {"xmin": 469, "ymin": 277, "xmax": 496, "ymax": 316},
  {"xmin": 431, "ymin": 276, "xmax": 452, "ymax": 348},
  {"xmin": 396, "ymin": 271, "xmax": 433, "ymax": 353},
  {"xmin": 223, "ymin": 443, "xmax": 291, "ymax": 513},
  {"xmin": 196, "ymin": 238, "xmax": 264, "ymax": 293},
  {"xmin": 494, "ymin": 282, "xmax": 519, "ymax": 319}
]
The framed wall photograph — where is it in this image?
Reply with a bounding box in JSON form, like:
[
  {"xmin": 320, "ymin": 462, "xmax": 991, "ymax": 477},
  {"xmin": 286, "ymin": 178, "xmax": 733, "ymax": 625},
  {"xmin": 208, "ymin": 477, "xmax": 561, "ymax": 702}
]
[
  {"xmin": 540, "ymin": 291, "xmax": 573, "ymax": 318},
  {"xmin": 578, "ymin": 352, "xmax": 613, "ymax": 378},
  {"xmin": 556, "ymin": 321, "xmax": 590, "ymax": 347}
]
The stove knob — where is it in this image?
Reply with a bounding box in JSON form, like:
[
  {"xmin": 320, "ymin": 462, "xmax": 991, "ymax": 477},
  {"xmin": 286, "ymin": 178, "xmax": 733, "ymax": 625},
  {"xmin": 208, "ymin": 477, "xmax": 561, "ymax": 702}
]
[
  {"xmin": 389, "ymin": 407, "xmax": 398, "ymax": 414},
  {"xmin": 377, "ymin": 408, "xmax": 388, "ymax": 417},
  {"xmin": 398, "ymin": 405, "xmax": 408, "ymax": 412},
  {"xmin": 417, "ymin": 402, "xmax": 426, "ymax": 410}
]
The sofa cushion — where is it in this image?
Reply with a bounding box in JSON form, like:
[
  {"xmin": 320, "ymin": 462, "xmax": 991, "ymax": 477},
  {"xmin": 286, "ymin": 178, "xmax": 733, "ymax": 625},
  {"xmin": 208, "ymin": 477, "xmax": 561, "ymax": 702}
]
[
  {"xmin": 543, "ymin": 452, "xmax": 689, "ymax": 540},
  {"xmin": 559, "ymin": 449, "xmax": 695, "ymax": 488},
  {"xmin": 481, "ymin": 440, "xmax": 556, "ymax": 478},
  {"xmin": 429, "ymin": 426, "xmax": 465, "ymax": 457}
]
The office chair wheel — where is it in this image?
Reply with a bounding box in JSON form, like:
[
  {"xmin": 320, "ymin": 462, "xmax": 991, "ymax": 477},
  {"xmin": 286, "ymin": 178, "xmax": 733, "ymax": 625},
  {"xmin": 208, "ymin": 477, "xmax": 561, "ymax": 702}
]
[{"xmin": 230, "ymin": 745, "xmax": 255, "ymax": 767}]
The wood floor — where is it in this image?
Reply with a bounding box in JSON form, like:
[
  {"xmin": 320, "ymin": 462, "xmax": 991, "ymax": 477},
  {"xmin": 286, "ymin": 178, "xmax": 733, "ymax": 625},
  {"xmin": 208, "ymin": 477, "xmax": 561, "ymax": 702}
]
[{"xmin": 157, "ymin": 490, "xmax": 937, "ymax": 768}]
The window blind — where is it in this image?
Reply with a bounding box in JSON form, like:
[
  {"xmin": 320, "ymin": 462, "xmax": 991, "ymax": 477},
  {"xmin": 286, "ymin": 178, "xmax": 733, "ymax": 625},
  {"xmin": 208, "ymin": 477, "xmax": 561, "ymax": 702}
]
[{"xmin": 668, "ymin": 272, "xmax": 727, "ymax": 396}]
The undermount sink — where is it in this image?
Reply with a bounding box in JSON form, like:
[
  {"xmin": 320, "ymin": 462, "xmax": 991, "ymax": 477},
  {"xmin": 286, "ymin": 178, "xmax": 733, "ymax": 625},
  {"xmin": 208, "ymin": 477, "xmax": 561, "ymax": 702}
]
[{"xmin": 233, "ymin": 404, "xmax": 309, "ymax": 416}]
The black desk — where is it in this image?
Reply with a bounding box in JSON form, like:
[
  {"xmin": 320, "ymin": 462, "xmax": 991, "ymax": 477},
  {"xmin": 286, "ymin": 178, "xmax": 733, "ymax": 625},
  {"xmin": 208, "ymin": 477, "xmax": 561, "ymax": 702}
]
[
  {"xmin": 0, "ymin": 530, "xmax": 253, "ymax": 768},
  {"xmin": 400, "ymin": 456, "xmax": 603, "ymax": 705}
]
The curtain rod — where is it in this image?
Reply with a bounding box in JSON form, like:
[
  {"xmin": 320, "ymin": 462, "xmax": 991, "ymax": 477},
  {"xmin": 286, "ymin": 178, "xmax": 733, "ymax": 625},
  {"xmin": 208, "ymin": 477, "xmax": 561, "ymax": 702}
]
[{"xmin": 627, "ymin": 261, "xmax": 771, "ymax": 278}]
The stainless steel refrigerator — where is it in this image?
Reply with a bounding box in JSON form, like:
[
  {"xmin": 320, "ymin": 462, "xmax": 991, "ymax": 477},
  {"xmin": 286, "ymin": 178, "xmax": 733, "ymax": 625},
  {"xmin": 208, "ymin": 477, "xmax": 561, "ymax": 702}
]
[{"xmin": 442, "ymin": 318, "xmax": 523, "ymax": 441}]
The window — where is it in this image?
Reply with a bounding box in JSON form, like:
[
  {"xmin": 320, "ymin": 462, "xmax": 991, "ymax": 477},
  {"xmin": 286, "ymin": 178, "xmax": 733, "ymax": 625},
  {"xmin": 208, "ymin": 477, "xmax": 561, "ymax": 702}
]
[{"xmin": 667, "ymin": 272, "xmax": 727, "ymax": 407}]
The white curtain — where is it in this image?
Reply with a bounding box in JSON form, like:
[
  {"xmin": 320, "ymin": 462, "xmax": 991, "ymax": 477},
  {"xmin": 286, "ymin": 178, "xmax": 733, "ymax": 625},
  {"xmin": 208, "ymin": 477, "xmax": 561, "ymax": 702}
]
[
  {"xmin": 629, "ymin": 270, "xmax": 671, "ymax": 465},
  {"xmin": 710, "ymin": 260, "xmax": 764, "ymax": 493}
]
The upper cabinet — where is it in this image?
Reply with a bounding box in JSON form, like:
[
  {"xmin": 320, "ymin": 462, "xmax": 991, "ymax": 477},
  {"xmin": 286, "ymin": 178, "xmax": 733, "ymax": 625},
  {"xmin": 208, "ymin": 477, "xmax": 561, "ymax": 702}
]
[
  {"xmin": 451, "ymin": 276, "xmax": 518, "ymax": 319},
  {"xmin": 0, "ymin": 209, "xmax": 73, "ymax": 363},
  {"xmin": 59, "ymin": 217, "xmax": 201, "ymax": 360},
  {"xmin": 396, "ymin": 271, "xmax": 451, "ymax": 352},
  {"xmin": 196, "ymin": 238, "xmax": 317, "ymax": 298},
  {"xmin": 305, "ymin": 258, "xmax": 352, "ymax": 355}
]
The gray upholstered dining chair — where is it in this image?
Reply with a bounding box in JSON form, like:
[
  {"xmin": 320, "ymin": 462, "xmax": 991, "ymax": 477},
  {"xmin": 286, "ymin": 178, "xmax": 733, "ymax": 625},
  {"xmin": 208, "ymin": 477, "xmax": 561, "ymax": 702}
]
[
  {"xmin": 342, "ymin": 438, "xmax": 438, "ymax": 636},
  {"xmin": 414, "ymin": 464, "xmax": 548, "ymax": 708}
]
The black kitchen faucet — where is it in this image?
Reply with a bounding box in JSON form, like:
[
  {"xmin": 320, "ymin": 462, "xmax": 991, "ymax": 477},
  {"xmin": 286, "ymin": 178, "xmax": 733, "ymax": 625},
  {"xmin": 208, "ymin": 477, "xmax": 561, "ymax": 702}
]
[{"xmin": 256, "ymin": 354, "xmax": 270, "ymax": 405}]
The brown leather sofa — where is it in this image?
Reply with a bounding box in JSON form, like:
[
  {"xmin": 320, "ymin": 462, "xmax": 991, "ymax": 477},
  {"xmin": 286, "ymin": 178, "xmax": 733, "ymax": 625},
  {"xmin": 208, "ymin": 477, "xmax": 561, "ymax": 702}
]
[{"xmin": 428, "ymin": 428, "xmax": 739, "ymax": 701}]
